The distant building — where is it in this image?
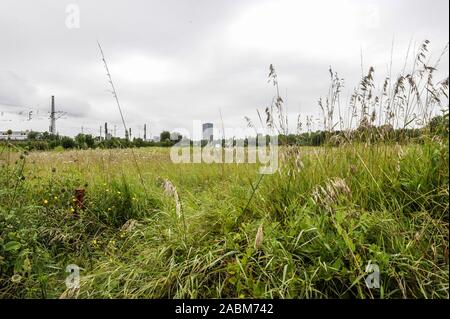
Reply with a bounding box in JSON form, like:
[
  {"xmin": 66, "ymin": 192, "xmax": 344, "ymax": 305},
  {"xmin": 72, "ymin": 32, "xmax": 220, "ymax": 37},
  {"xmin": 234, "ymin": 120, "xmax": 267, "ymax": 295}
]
[
  {"xmin": 152, "ymin": 136, "xmax": 161, "ymax": 142},
  {"xmin": 202, "ymin": 123, "xmax": 213, "ymax": 142},
  {"xmin": 0, "ymin": 130, "xmax": 29, "ymax": 141}
]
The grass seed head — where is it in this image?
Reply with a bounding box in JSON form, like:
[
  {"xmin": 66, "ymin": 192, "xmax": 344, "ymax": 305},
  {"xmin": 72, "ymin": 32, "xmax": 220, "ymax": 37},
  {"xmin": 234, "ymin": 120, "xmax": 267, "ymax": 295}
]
[
  {"xmin": 312, "ymin": 177, "xmax": 352, "ymax": 211},
  {"xmin": 161, "ymin": 178, "xmax": 182, "ymax": 218},
  {"xmin": 255, "ymin": 223, "xmax": 264, "ymax": 250}
]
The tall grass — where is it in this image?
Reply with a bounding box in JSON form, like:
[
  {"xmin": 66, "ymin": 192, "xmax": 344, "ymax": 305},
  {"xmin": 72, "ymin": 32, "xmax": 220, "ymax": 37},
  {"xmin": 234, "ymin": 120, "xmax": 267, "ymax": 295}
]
[{"xmin": 0, "ymin": 41, "xmax": 448, "ymax": 299}]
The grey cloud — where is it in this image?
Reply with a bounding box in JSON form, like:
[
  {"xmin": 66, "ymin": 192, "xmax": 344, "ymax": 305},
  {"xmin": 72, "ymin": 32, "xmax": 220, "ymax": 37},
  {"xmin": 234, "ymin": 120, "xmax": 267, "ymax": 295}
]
[
  {"xmin": 0, "ymin": 71, "xmax": 38, "ymax": 107},
  {"xmin": 57, "ymin": 96, "xmax": 92, "ymax": 118},
  {"xmin": 0, "ymin": 0, "xmax": 448, "ymax": 136}
]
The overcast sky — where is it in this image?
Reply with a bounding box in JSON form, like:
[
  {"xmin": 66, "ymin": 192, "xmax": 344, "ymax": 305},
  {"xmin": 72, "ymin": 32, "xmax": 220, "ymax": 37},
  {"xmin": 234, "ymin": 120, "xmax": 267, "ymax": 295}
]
[{"xmin": 0, "ymin": 0, "xmax": 448, "ymax": 138}]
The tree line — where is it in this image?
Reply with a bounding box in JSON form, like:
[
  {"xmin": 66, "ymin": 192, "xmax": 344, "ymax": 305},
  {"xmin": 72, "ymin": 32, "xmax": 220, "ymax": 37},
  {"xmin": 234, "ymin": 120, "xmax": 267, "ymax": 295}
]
[{"xmin": 1, "ymin": 114, "xmax": 447, "ymax": 151}]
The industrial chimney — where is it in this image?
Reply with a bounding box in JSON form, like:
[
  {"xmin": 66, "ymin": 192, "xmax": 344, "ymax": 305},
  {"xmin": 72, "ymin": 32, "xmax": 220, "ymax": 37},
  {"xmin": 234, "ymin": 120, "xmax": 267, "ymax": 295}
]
[{"xmin": 49, "ymin": 96, "xmax": 56, "ymax": 134}]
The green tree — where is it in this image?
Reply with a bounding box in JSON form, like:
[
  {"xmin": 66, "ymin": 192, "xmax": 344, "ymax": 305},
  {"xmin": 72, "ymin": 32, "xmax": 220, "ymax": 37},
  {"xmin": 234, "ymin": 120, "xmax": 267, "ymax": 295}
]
[
  {"xmin": 75, "ymin": 133, "xmax": 86, "ymax": 148},
  {"xmin": 41, "ymin": 131, "xmax": 50, "ymax": 140},
  {"xmin": 85, "ymin": 134, "xmax": 95, "ymax": 148},
  {"xmin": 160, "ymin": 131, "xmax": 171, "ymax": 142},
  {"xmin": 133, "ymin": 138, "xmax": 145, "ymax": 147},
  {"xmin": 61, "ymin": 136, "xmax": 76, "ymax": 149},
  {"xmin": 27, "ymin": 131, "xmax": 39, "ymax": 140}
]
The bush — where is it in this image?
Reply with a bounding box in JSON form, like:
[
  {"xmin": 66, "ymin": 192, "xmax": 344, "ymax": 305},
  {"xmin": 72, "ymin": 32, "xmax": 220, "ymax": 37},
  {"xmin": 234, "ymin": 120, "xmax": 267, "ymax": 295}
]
[{"xmin": 61, "ymin": 137, "xmax": 76, "ymax": 149}]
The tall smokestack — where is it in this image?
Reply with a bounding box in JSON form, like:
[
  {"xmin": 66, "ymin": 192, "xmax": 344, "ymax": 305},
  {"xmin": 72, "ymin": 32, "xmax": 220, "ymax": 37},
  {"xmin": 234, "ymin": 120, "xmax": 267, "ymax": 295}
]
[
  {"xmin": 49, "ymin": 95, "xmax": 56, "ymax": 134},
  {"xmin": 144, "ymin": 124, "xmax": 147, "ymax": 141}
]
